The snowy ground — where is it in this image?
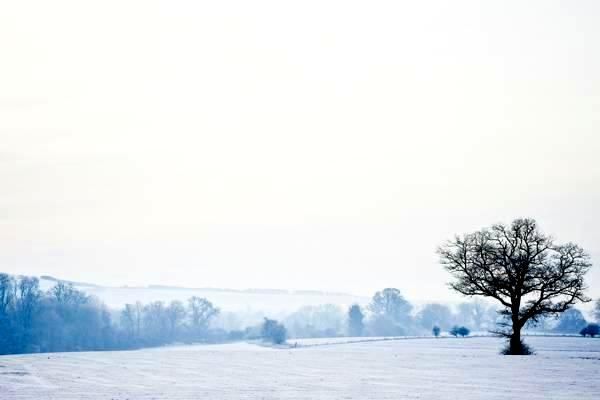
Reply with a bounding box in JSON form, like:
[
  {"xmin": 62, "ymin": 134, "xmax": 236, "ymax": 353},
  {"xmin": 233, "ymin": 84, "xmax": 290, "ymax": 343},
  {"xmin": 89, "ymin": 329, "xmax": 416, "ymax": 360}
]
[{"xmin": 1, "ymin": 336, "xmax": 598, "ymax": 399}]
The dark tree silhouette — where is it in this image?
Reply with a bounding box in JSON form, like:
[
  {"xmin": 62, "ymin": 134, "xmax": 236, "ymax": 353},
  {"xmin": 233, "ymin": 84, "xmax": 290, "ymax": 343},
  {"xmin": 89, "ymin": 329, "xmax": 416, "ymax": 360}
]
[
  {"xmin": 438, "ymin": 218, "xmax": 592, "ymax": 355},
  {"xmin": 432, "ymin": 325, "xmax": 441, "ymax": 337},
  {"xmin": 449, "ymin": 325, "xmax": 460, "ymax": 337},
  {"xmin": 579, "ymin": 323, "xmax": 599, "ymax": 338},
  {"xmin": 450, "ymin": 325, "xmax": 469, "ymax": 337}
]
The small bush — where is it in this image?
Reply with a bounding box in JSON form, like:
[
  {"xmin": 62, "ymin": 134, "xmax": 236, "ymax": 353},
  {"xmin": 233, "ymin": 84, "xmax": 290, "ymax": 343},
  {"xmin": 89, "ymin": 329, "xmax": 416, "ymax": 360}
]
[
  {"xmin": 432, "ymin": 326, "xmax": 441, "ymax": 337},
  {"xmin": 261, "ymin": 318, "xmax": 287, "ymax": 345},
  {"xmin": 580, "ymin": 323, "xmax": 600, "ymax": 338},
  {"xmin": 589, "ymin": 323, "xmax": 599, "ymax": 337},
  {"xmin": 450, "ymin": 325, "xmax": 470, "ymax": 337}
]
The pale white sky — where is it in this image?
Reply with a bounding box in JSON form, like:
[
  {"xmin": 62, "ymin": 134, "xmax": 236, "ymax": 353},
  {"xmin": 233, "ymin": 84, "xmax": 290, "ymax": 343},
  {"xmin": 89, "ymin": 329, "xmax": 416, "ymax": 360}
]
[{"xmin": 1, "ymin": 1, "xmax": 599, "ymax": 301}]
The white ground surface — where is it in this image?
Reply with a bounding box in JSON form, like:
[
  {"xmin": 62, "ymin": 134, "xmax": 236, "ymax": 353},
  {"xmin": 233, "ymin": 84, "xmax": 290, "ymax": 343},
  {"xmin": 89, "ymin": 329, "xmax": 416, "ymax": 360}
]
[{"xmin": 1, "ymin": 336, "xmax": 598, "ymax": 399}]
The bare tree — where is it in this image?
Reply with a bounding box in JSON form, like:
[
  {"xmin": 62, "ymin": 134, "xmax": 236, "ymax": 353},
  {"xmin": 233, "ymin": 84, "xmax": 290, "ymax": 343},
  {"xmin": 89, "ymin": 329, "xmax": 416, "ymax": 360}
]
[
  {"xmin": 166, "ymin": 300, "xmax": 186, "ymax": 340},
  {"xmin": 120, "ymin": 304, "xmax": 138, "ymax": 341},
  {"xmin": 51, "ymin": 282, "xmax": 87, "ymax": 305},
  {"xmin": 0, "ymin": 273, "xmax": 14, "ymax": 317},
  {"xmin": 367, "ymin": 288, "xmax": 413, "ymax": 336},
  {"xmin": 15, "ymin": 277, "xmax": 41, "ymax": 351},
  {"xmin": 0, "ymin": 274, "xmax": 15, "ymax": 353},
  {"xmin": 142, "ymin": 301, "xmax": 169, "ymax": 345},
  {"xmin": 187, "ymin": 297, "xmax": 219, "ymax": 337},
  {"xmin": 369, "ymin": 288, "xmax": 412, "ymax": 324},
  {"xmin": 50, "ymin": 282, "xmax": 88, "ymax": 321},
  {"xmin": 438, "ymin": 218, "xmax": 591, "ymax": 355},
  {"xmin": 134, "ymin": 301, "xmax": 143, "ymax": 338}
]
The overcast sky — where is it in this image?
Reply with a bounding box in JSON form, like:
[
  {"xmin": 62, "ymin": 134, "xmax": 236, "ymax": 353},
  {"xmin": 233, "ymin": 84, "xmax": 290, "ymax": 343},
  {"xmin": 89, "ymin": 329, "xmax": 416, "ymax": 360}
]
[{"xmin": 1, "ymin": 1, "xmax": 599, "ymax": 302}]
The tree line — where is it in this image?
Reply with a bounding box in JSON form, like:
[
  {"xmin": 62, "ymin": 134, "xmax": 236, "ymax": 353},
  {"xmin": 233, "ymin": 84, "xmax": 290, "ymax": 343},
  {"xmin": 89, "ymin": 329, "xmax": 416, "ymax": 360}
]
[
  {"xmin": 275, "ymin": 218, "xmax": 597, "ymax": 352},
  {"xmin": 259, "ymin": 289, "xmax": 498, "ymax": 341},
  {"xmin": 3, "ymin": 218, "xmax": 599, "ymax": 357},
  {"xmin": 342, "ymin": 289, "xmax": 491, "ymax": 338},
  {"xmin": 263, "ymin": 290, "xmax": 600, "ymax": 346},
  {"xmin": 0, "ymin": 274, "xmax": 114, "ymax": 354},
  {"xmin": 0, "ymin": 274, "xmax": 222, "ymax": 355},
  {"xmin": 0, "ymin": 273, "xmax": 499, "ymax": 354},
  {"xmin": 2, "ymin": 271, "xmax": 597, "ymax": 355}
]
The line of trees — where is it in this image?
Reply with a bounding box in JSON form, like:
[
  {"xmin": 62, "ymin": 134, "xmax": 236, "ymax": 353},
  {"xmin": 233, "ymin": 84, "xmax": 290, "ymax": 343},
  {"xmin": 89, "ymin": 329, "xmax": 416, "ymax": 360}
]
[
  {"xmin": 343, "ymin": 289, "xmax": 498, "ymax": 338},
  {"xmin": 345, "ymin": 290, "xmax": 598, "ymax": 339},
  {"xmin": 119, "ymin": 295, "xmax": 220, "ymax": 347},
  {"xmin": 2, "ymin": 274, "xmax": 490, "ymax": 354},
  {"xmin": 0, "ymin": 274, "xmax": 115, "ymax": 354},
  {"xmin": 234, "ymin": 217, "xmax": 598, "ymax": 352},
  {"xmin": 265, "ymin": 289, "xmax": 492, "ymax": 341},
  {"xmin": 2, "ymin": 271, "xmax": 597, "ymax": 356},
  {"xmin": 0, "ymin": 273, "xmax": 221, "ymax": 355}
]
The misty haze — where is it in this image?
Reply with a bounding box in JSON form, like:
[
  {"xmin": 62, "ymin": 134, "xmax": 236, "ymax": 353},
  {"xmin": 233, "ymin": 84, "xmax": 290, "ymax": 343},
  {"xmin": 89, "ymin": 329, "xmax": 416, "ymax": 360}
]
[{"xmin": 1, "ymin": 1, "xmax": 600, "ymax": 399}]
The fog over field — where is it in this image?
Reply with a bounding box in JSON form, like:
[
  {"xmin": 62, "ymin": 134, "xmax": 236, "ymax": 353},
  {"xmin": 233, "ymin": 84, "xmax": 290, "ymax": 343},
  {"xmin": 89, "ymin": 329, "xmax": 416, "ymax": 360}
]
[{"xmin": 36, "ymin": 275, "xmax": 369, "ymax": 313}]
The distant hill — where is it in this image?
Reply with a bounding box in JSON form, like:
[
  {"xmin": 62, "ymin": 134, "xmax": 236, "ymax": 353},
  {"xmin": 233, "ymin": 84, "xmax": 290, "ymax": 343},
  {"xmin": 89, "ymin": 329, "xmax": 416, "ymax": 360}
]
[
  {"xmin": 34, "ymin": 275, "xmax": 368, "ymax": 313},
  {"xmin": 40, "ymin": 275, "xmax": 99, "ymax": 288}
]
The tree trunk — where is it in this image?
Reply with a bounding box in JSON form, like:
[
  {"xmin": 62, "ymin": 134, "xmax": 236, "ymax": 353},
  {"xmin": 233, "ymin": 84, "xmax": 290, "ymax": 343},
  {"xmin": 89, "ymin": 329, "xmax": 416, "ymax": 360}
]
[{"xmin": 509, "ymin": 329, "xmax": 521, "ymax": 355}]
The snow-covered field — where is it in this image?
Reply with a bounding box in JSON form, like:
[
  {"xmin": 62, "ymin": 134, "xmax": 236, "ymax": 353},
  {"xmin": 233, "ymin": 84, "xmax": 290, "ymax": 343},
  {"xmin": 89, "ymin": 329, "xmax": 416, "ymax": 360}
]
[{"xmin": 1, "ymin": 336, "xmax": 598, "ymax": 399}]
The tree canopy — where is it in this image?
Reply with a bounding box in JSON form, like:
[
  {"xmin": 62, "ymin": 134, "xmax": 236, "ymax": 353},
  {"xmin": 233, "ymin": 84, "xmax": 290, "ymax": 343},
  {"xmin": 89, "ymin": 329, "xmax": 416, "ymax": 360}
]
[{"xmin": 439, "ymin": 218, "xmax": 591, "ymax": 354}]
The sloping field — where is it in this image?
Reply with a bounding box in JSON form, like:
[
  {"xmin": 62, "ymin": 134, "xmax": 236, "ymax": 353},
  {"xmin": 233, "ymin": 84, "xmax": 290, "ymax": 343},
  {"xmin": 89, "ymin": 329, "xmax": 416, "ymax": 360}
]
[{"xmin": 1, "ymin": 337, "xmax": 598, "ymax": 399}]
